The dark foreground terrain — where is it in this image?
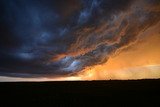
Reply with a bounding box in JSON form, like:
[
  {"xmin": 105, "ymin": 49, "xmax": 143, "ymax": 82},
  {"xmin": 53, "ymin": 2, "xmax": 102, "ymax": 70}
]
[{"xmin": 0, "ymin": 79, "xmax": 160, "ymax": 106}]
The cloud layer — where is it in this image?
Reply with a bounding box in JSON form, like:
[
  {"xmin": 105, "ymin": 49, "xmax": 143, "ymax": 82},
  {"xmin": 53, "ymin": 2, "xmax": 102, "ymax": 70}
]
[{"xmin": 0, "ymin": 0, "xmax": 160, "ymax": 78}]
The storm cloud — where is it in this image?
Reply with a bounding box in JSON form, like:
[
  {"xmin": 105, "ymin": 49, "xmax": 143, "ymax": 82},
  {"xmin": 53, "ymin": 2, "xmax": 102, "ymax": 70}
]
[{"xmin": 0, "ymin": 0, "xmax": 160, "ymax": 78}]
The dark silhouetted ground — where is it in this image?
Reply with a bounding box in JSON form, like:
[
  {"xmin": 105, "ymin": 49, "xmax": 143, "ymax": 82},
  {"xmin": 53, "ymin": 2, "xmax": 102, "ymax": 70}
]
[{"xmin": 0, "ymin": 79, "xmax": 160, "ymax": 106}]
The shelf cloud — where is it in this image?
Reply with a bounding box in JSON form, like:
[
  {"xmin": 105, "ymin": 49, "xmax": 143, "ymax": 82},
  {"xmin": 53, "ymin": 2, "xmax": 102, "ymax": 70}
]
[{"xmin": 0, "ymin": 0, "xmax": 160, "ymax": 79}]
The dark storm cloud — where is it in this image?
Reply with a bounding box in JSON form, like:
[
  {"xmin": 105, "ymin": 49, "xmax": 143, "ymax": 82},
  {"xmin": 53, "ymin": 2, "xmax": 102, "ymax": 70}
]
[{"xmin": 0, "ymin": 0, "xmax": 160, "ymax": 77}]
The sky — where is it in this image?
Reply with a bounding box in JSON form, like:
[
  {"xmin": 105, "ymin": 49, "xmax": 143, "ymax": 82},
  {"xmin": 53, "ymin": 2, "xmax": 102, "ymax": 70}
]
[{"xmin": 0, "ymin": 0, "xmax": 160, "ymax": 81}]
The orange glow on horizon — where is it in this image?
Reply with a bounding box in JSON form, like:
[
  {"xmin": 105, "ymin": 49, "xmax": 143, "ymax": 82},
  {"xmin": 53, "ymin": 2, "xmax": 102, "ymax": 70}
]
[{"xmin": 65, "ymin": 23, "xmax": 160, "ymax": 80}]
